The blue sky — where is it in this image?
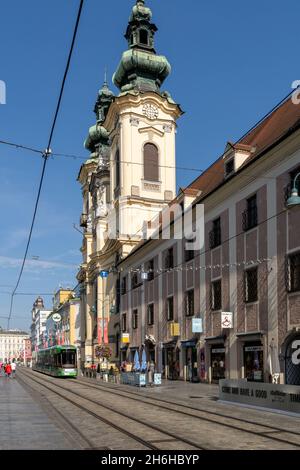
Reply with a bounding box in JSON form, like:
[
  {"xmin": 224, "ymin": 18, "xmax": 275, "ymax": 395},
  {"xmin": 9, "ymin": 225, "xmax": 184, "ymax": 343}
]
[{"xmin": 0, "ymin": 0, "xmax": 299, "ymax": 330}]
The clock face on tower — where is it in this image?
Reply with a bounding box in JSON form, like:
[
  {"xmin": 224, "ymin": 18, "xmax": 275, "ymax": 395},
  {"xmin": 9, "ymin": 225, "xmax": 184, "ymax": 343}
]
[{"xmin": 142, "ymin": 103, "xmax": 159, "ymax": 120}]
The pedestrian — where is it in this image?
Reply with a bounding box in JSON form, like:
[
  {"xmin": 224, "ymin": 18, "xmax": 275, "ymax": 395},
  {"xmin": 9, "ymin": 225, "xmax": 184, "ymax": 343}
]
[
  {"xmin": 11, "ymin": 361, "xmax": 17, "ymax": 378},
  {"xmin": 187, "ymin": 358, "xmax": 192, "ymax": 382},
  {"xmin": 148, "ymin": 361, "xmax": 155, "ymax": 386},
  {"xmin": 5, "ymin": 363, "xmax": 12, "ymax": 378}
]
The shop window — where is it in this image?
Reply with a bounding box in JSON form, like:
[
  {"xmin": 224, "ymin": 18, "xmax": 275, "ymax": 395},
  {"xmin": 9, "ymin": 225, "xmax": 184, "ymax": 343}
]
[
  {"xmin": 122, "ymin": 313, "xmax": 127, "ymax": 333},
  {"xmin": 132, "ymin": 309, "xmax": 138, "ymax": 329},
  {"xmin": 211, "ymin": 347, "xmax": 225, "ymax": 382},
  {"xmin": 244, "ymin": 267, "xmax": 258, "ymax": 303},
  {"xmin": 144, "ymin": 143, "xmax": 159, "ymax": 182},
  {"xmin": 286, "ymin": 252, "xmax": 300, "ymax": 293},
  {"xmin": 185, "ymin": 289, "xmax": 194, "ymax": 317},
  {"xmin": 167, "ymin": 297, "xmax": 174, "ymax": 321},
  {"xmin": 242, "ymin": 194, "xmax": 258, "ymax": 231},
  {"xmin": 244, "ymin": 344, "xmax": 264, "ymax": 382},
  {"xmin": 147, "ymin": 304, "xmax": 154, "ymax": 326},
  {"xmin": 211, "ymin": 280, "xmax": 222, "ymax": 311}
]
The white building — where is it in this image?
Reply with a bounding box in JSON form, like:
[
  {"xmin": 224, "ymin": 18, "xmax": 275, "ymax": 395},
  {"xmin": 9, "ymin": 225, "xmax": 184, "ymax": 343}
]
[
  {"xmin": 30, "ymin": 297, "xmax": 51, "ymax": 352},
  {"xmin": 0, "ymin": 329, "xmax": 30, "ymax": 362}
]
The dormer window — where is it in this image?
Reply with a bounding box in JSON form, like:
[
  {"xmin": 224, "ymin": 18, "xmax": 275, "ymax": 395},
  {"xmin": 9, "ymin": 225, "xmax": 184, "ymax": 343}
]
[
  {"xmin": 223, "ymin": 142, "xmax": 253, "ymax": 179},
  {"xmin": 225, "ymin": 158, "xmax": 234, "ymax": 177}
]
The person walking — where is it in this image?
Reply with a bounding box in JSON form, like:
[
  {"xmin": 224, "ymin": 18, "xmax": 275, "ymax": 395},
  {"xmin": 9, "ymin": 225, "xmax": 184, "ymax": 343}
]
[{"xmin": 11, "ymin": 361, "xmax": 17, "ymax": 378}]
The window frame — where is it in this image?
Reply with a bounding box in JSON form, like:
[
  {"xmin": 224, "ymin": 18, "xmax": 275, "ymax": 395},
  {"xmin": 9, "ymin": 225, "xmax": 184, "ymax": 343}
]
[
  {"xmin": 167, "ymin": 296, "xmax": 174, "ymax": 322},
  {"xmin": 147, "ymin": 303, "xmax": 154, "ymax": 326},
  {"xmin": 244, "ymin": 267, "xmax": 258, "ymax": 303},
  {"xmin": 143, "ymin": 143, "xmax": 159, "ymax": 182},
  {"xmin": 211, "ymin": 280, "xmax": 222, "ymax": 311},
  {"xmin": 132, "ymin": 309, "xmax": 138, "ymax": 330},
  {"xmin": 185, "ymin": 289, "xmax": 194, "ymax": 317}
]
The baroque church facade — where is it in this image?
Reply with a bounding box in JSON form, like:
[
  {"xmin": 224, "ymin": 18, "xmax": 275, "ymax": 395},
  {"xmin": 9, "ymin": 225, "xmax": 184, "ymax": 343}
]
[{"xmin": 77, "ymin": 0, "xmax": 182, "ymax": 367}]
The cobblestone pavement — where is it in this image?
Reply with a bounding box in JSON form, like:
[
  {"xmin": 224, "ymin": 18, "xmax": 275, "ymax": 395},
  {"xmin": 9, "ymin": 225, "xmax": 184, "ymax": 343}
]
[{"xmin": 0, "ymin": 374, "xmax": 80, "ymax": 449}]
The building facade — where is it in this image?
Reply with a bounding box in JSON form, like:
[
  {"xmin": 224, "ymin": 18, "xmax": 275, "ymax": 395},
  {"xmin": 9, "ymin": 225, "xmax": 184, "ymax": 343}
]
[
  {"xmin": 45, "ymin": 289, "xmax": 81, "ymax": 363},
  {"xmin": 0, "ymin": 329, "xmax": 30, "ymax": 363},
  {"xmin": 77, "ymin": 0, "xmax": 182, "ymax": 368},
  {"xmin": 30, "ymin": 297, "xmax": 51, "ymax": 353},
  {"xmin": 119, "ymin": 96, "xmax": 300, "ymax": 385}
]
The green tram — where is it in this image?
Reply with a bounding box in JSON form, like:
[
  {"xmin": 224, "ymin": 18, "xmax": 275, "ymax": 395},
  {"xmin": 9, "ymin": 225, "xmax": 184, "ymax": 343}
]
[{"xmin": 33, "ymin": 345, "xmax": 77, "ymax": 378}]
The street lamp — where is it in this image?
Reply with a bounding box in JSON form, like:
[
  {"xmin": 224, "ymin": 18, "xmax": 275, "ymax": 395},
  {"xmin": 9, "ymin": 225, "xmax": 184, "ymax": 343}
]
[{"xmin": 286, "ymin": 172, "xmax": 300, "ymax": 208}]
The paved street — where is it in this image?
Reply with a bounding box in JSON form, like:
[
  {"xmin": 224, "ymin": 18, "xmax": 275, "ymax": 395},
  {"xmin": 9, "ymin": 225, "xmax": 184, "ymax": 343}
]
[{"xmin": 0, "ymin": 373, "xmax": 80, "ymax": 449}]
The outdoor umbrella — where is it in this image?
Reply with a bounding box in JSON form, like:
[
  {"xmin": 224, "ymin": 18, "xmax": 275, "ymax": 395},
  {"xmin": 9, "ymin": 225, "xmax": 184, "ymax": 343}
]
[
  {"xmin": 133, "ymin": 350, "xmax": 140, "ymax": 372},
  {"xmin": 141, "ymin": 349, "xmax": 147, "ymax": 372}
]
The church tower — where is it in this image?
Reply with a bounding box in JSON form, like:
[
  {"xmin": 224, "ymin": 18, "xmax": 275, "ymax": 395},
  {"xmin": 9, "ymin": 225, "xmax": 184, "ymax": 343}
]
[{"xmin": 104, "ymin": 0, "xmax": 183, "ymax": 242}]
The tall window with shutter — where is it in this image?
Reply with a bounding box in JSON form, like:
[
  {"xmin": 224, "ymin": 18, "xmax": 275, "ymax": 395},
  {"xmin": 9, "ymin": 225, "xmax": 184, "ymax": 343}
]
[{"xmin": 144, "ymin": 143, "xmax": 159, "ymax": 182}]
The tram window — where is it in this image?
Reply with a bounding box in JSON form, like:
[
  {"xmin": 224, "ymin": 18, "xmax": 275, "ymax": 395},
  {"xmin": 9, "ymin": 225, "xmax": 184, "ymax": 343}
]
[{"xmin": 62, "ymin": 351, "xmax": 76, "ymax": 368}]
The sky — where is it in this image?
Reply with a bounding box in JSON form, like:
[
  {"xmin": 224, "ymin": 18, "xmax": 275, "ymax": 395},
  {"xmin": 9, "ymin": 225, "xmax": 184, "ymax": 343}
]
[{"xmin": 0, "ymin": 0, "xmax": 300, "ymax": 331}]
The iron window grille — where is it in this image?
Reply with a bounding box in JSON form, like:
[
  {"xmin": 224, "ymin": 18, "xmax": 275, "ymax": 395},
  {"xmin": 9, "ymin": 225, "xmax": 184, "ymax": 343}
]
[
  {"xmin": 132, "ymin": 309, "xmax": 138, "ymax": 329},
  {"xmin": 209, "ymin": 217, "xmax": 221, "ymax": 249},
  {"xmin": 121, "ymin": 276, "xmax": 127, "ymax": 295},
  {"xmin": 211, "ymin": 280, "xmax": 222, "ymax": 311},
  {"xmin": 185, "ymin": 289, "xmax": 194, "ymax": 317},
  {"xmin": 286, "ymin": 252, "xmax": 300, "ymax": 293},
  {"xmin": 165, "ymin": 247, "xmax": 174, "ymax": 269},
  {"xmin": 167, "ymin": 296, "xmax": 174, "ymax": 321},
  {"xmin": 146, "ymin": 259, "xmax": 154, "ymax": 281},
  {"xmin": 122, "ymin": 313, "xmax": 127, "ymax": 333},
  {"xmin": 242, "ymin": 194, "xmax": 258, "ymax": 231},
  {"xmin": 244, "ymin": 267, "xmax": 258, "ymax": 303},
  {"xmin": 147, "ymin": 304, "xmax": 154, "ymax": 326},
  {"xmin": 131, "ymin": 271, "xmax": 141, "ymax": 289}
]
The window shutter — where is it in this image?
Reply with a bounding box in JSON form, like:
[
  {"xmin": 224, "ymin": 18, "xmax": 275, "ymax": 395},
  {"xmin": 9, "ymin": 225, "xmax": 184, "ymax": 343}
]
[{"xmin": 144, "ymin": 143, "xmax": 159, "ymax": 182}]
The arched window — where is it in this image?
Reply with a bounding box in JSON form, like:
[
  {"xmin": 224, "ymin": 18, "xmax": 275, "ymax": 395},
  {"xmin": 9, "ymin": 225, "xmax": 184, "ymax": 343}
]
[
  {"xmin": 115, "ymin": 149, "xmax": 120, "ymax": 188},
  {"xmin": 139, "ymin": 29, "xmax": 149, "ymax": 45},
  {"xmin": 144, "ymin": 143, "xmax": 159, "ymax": 182}
]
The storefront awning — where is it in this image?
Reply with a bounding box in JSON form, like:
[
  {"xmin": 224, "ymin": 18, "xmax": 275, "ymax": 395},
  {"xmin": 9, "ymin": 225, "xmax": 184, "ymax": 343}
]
[
  {"xmin": 236, "ymin": 331, "xmax": 265, "ymax": 337},
  {"xmin": 181, "ymin": 339, "xmax": 197, "ymax": 348}
]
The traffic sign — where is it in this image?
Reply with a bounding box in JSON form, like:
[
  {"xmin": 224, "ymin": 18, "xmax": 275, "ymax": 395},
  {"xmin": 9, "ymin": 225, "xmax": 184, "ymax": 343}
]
[{"xmin": 100, "ymin": 270, "xmax": 109, "ymax": 278}]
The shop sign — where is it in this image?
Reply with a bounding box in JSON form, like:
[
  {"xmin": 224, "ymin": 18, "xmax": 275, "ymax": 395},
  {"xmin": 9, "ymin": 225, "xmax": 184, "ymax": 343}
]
[
  {"xmin": 221, "ymin": 312, "xmax": 233, "ymax": 329},
  {"xmin": 212, "ymin": 348, "xmax": 225, "ymax": 353},
  {"xmin": 192, "ymin": 318, "xmax": 203, "ymax": 333},
  {"xmin": 245, "ymin": 346, "xmax": 263, "ymax": 352},
  {"xmin": 52, "ymin": 313, "xmax": 62, "ymax": 323},
  {"xmin": 122, "ymin": 333, "xmax": 130, "ymax": 344},
  {"xmin": 169, "ymin": 322, "xmax": 180, "ymax": 337}
]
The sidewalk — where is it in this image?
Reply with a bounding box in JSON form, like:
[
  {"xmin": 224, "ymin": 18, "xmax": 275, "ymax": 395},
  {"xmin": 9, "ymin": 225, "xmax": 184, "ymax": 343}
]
[{"xmin": 0, "ymin": 375, "xmax": 78, "ymax": 449}]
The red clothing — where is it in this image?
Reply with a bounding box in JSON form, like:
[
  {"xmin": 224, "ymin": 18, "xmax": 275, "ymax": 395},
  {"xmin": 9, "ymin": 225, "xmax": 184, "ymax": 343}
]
[{"xmin": 5, "ymin": 365, "xmax": 12, "ymax": 375}]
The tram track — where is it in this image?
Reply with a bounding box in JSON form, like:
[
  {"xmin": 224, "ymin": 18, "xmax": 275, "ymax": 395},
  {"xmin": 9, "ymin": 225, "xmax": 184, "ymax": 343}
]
[
  {"xmin": 70, "ymin": 376, "xmax": 300, "ymax": 449},
  {"xmin": 18, "ymin": 369, "xmax": 206, "ymax": 451}
]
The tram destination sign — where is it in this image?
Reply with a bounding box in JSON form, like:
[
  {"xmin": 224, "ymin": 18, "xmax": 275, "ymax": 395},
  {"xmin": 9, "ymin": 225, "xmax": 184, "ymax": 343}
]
[{"xmin": 219, "ymin": 379, "xmax": 300, "ymax": 414}]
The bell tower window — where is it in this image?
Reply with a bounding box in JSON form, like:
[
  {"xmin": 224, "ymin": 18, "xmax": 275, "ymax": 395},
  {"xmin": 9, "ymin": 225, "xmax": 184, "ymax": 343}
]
[
  {"xmin": 144, "ymin": 143, "xmax": 159, "ymax": 182},
  {"xmin": 139, "ymin": 29, "xmax": 149, "ymax": 46}
]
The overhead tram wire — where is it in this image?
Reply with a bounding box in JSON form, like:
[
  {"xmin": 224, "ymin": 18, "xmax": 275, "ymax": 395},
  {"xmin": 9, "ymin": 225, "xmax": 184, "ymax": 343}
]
[{"xmin": 7, "ymin": 0, "xmax": 84, "ymax": 329}]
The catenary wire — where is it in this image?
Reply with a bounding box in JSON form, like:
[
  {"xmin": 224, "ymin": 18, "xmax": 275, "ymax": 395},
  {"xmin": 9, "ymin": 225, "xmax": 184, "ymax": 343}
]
[{"xmin": 7, "ymin": 0, "xmax": 84, "ymax": 329}]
